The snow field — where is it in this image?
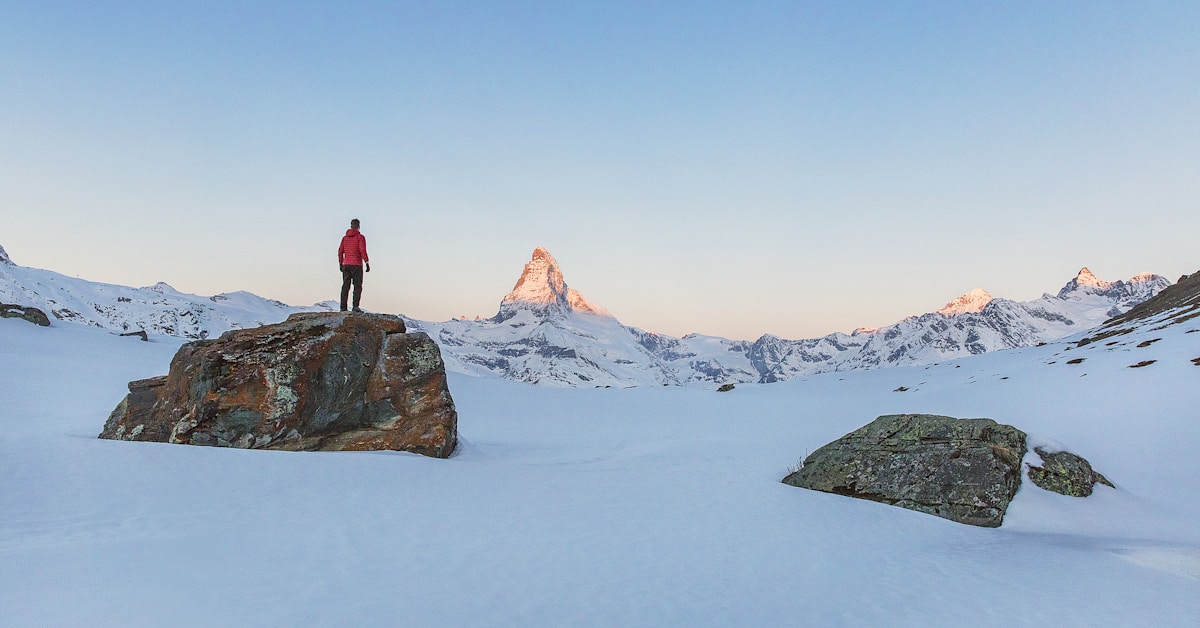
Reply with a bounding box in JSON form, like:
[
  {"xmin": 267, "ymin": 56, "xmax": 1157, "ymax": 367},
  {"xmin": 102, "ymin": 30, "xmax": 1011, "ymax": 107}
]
[{"xmin": 1, "ymin": 316, "xmax": 1198, "ymax": 626}]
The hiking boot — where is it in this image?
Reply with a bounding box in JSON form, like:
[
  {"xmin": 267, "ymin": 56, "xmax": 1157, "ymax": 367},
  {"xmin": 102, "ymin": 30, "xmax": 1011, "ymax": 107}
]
[{"xmin": 352, "ymin": 307, "xmax": 363, "ymax": 313}]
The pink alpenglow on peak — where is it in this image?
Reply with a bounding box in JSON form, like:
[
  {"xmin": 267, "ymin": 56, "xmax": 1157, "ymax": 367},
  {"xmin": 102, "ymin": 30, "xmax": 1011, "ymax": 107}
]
[
  {"xmin": 1073, "ymin": 267, "xmax": 1112, "ymax": 290},
  {"xmin": 937, "ymin": 288, "xmax": 994, "ymax": 316},
  {"xmin": 498, "ymin": 247, "xmax": 611, "ymax": 318},
  {"xmin": 1054, "ymin": 267, "xmax": 1169, "ymax": 301},
  {"xmin": 502, "ymin": 247, "xmax": 567, "ymax": 307}
]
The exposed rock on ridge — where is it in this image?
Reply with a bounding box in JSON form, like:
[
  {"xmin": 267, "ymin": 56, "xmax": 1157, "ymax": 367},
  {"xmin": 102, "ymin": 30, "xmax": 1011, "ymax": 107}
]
[{"xmin": 100, "ymin": 312, "xmax": 458, "ymax": 457}]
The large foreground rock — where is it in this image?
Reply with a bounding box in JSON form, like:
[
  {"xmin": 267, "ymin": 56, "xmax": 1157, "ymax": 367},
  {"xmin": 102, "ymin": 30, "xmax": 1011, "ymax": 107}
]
[
  {"xmin": 100, "ymin": 312, "xmax": 457, "ymax": 457},
  {"xmin": 783, "ymin": 414, "xmax": 1026, "ymax": 527}
]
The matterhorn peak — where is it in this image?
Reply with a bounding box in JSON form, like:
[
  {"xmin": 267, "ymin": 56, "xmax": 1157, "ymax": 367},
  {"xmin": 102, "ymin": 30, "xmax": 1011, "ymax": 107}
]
[
  {"xmin": 496, "ymin": 247, "xmax": 611, "ymax": 320},
  {"xmin": 936, "ymin": 288, "xmax": 993, "ymax": 316},
  {"xmin": 501, "ymin": 247, "xmax": 570, "ymax": 309}
]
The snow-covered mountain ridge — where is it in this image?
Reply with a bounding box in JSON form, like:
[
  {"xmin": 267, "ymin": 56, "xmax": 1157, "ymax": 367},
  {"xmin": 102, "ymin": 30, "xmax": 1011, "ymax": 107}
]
[
  {"xmin": 0, "ymin": 242, "xmax": 1174, "ymax": 387},
  {"xmin": 411, "ymin": 250, "xmax": 1172, "ymax": 387},
  {"xmin": 0, "ymin": 246, "xmax": 333, "ymax": 338}
]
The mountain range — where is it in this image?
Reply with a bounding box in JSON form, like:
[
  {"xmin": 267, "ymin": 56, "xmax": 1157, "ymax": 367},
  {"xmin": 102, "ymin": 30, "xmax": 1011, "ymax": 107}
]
[
  {"xmin": 411, "ymin": 248, "xmax": 1171, "ymax": 386},
  {"xmin": 0, "ymin": 242, "xmax": 1173, "ymax": 387}
]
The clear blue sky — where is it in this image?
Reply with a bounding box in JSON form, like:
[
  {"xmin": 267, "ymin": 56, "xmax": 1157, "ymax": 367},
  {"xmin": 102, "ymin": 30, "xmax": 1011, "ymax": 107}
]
[{"xmin": 2, "ymin": 1, "xmax": 1197, "ymax": 339}]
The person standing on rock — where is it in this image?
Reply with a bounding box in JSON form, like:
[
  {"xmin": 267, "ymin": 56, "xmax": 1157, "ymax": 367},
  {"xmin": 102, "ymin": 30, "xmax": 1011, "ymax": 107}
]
[{"xmin": 338, "ymin": 218, "xmax": 370, "ymax": 312}]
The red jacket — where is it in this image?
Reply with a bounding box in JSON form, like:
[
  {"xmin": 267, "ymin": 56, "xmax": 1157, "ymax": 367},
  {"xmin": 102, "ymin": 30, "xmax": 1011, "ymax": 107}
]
[{"xmin": 338, "ymin": 229, "xmax": 369, "ymax": 266}]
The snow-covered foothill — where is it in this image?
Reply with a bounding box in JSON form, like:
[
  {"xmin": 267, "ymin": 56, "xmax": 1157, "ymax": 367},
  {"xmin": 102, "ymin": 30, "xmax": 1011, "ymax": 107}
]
[{"xmin": 0, "ymin": 247, "xmax": 332, "ymax": 338}]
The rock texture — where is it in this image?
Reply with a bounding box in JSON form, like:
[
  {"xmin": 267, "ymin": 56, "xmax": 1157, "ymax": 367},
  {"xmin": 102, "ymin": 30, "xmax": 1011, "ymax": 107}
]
[
  {"xmin": 100, "ymin": 312, "xmax": 457, "ymax": 457},
  {"xmin": 783, "ymin": 414, "xmax": 1026, "ymax": 527},
  {"xmin": 1027, "ymin": 447, "xmax": 1114, "ymax": 497},
  {"xmin": 0, "ymin": 303, "xmax": 50, "ymax": 326}
]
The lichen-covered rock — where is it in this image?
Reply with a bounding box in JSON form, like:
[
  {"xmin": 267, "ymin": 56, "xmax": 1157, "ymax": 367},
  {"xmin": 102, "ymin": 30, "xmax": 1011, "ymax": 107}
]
[
  {"xmin": 100, "ymin": 312, "xmax": 457, "ymax": 457},
  {"xmin": 1, "ymin": 303, "xmax": 50, "ymax": 326},
  {"xmin": 782, "ymin": 414, "xmax": 1026, "ymax": 527},
  {"xmin": 1027, "ymin": 447, "xmax": 1114, "ymax": 497}
]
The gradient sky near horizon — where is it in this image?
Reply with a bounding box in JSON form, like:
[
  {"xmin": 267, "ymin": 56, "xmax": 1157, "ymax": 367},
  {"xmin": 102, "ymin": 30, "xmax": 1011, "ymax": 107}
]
[{"xmin": 2, "ymin": 2, "xmax": 1198, "ymax": 340}]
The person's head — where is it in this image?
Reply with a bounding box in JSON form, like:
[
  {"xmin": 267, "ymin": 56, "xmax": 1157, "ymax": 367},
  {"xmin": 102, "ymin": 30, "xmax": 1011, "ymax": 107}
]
[{"xmin": 350, "ymin": 218, "xmax": 360, "ymax": 229}]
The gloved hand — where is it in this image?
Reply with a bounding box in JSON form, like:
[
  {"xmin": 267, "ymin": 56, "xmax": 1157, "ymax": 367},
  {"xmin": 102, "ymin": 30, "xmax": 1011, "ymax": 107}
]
[{"xmin": 365, "ymin": 262, "xmax": 371, "ymax": 273}]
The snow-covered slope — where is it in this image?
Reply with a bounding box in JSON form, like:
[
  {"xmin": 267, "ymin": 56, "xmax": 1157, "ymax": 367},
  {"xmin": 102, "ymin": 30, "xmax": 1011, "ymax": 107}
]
[
  {"xmin": 3, "ymin": 282, "xmax": 1199, "ymax": 626},
  {"xmin": 0, "ymin": 246, "xmax": 331, "ymax": 338}
]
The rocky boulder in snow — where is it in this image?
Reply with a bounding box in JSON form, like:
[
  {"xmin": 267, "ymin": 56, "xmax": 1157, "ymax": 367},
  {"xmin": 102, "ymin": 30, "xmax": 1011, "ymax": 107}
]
[
  {"xmin": 0, "ymin": 303, "xmax": 50, "ymax": 326},
  {"xmin": 783, "ymin": 414, "xmax": 1026, "ymax": 527},
  {"xmin": 1027, "ymin": 447, "xmax": 1114, "ymax": 497},
  {"xmin": 100, "ymin": 312, "xmax": 458, "ymax": 457}
]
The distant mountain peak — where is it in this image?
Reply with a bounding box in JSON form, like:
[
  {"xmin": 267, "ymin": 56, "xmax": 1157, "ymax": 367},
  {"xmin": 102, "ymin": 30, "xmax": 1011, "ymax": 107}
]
[
  {"xmin": 1055, "ymin": 267, "xmax": 1170, "ymax": 303},
  {"xmin": 937, "ymin": 288, "xmax": 993, "ymax": 316},
  {"xmin": 0, "ymin": 243, "xmax": 12, "ymax": 265},
  {"xmin": 502, "ymin": 247, "xmax": 568, "ymax": 308},
  {"xmin": 1058, "ymin": 267, "xmax": 1113, "ymax": 298},
  {"xmin": 1074, "ymin": 267, "xmax": 1109, "ymax": 288},
  {"xmin": 497, "ymin": 247, "xmax": 610, "ymax": 319}
]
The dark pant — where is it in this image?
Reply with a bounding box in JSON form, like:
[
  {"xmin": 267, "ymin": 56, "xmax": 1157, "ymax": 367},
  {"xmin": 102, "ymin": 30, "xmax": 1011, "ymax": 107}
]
[{"xmin": 340, "ymin": 265, "xmax": 363, "ymax": 310}]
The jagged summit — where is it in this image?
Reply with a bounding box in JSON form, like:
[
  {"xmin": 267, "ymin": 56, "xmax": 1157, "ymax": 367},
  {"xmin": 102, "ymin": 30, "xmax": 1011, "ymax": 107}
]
[
  {"xmin": 1067, "ymin": 267, "xmax": 1111, "ymax": 292},
  {"xmin": 1057, "ymin": 267, "xmax": 1168, "ymax": 301},
  {"xmin": 496, "ymin": 247, "xmax": 610, "ymax": 319},
  {"xmin": 937, "ymin": 288, "xmax": 993, "ymax": 316},
  {"xmin": 501, "ymin": 247, "xmax": 568, "ymax": 308},
  {"xmin": 0, "ymin": 243, "xmax": 12, "ymax": 265}
]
